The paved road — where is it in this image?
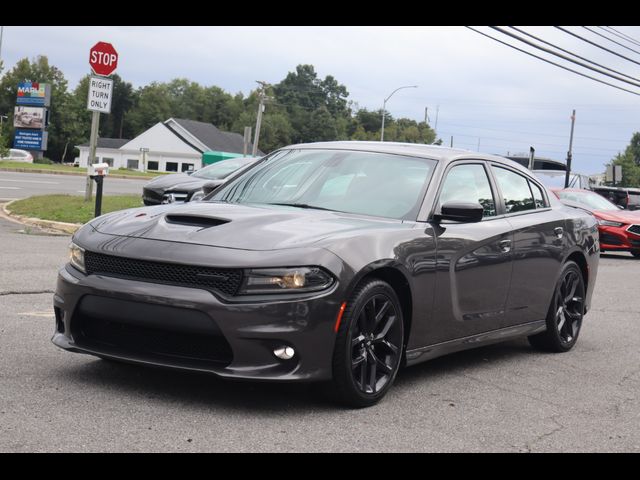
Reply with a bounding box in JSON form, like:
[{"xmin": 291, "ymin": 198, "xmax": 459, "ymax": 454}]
[
  {"xmin": 0, "ymin": 171, "xmax": 149, "ymax": 201},
  {"xmin": 0, "ymin": 215, "xmax": 638, "ymax": 452}
]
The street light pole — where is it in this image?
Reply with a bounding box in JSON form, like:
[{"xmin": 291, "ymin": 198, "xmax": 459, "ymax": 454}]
[{"xmin": 380, "ymin": 85, "xmax": 418, "ymax": 142}]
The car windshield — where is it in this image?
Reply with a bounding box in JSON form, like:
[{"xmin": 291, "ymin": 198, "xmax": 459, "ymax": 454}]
[
  {"xmin": 210, "ymin": 149, "xmax": 437, "ymax": 220},
  {"xmin": 192, "ymin": 158, "xmax": 254, "ymax": 180},
  {"xmin": 557, "ymin": 190, "xmax": 620, "ymax": 211}
]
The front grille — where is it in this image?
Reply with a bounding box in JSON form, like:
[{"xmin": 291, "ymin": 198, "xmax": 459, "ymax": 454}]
[
  {"xmin": 628, "ymin": 225, "xmax": 640, "ymax": 236},
  {"xmin": 84, "ymin": 251, "xmax": 243, "ymax": 296},
  {"xmin": 72, "ymin": 295, "xmax": 233, "ymax": 365},
  {"xmin": 600, "ymin": 232, "xmax": 624, "ymax": 246}
]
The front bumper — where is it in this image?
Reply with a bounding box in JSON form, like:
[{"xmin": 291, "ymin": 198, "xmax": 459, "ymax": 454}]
[
  {"xmin": 52, "ymin": 263, "xmax": 344, "ymax": 382},
  {"xmin": 598, "ymin": 225, "xmax": 640, "ymax": 252}
]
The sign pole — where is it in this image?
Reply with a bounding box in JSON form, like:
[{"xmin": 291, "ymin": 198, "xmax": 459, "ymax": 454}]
[
  {"xmin": 85, "ymin": 110, "xmax": 100, "ymax": 201},
  {"xmin": 564, "ymin": 109, "xmax": 576, "ymax": 189}
]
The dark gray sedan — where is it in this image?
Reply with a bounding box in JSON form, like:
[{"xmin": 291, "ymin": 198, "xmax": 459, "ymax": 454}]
[
  {"xmin": 53, "ymin": 142, "xmax": 600, "ymax": 407},
  {"xmin": 142, "ymin": 156, "xmax": 260, "ymax": 205}
]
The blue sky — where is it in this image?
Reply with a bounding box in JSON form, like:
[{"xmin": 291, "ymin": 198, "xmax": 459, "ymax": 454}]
[{"xmin": 2, "ymin": 25, "xmax": 640, "ymax": 174}]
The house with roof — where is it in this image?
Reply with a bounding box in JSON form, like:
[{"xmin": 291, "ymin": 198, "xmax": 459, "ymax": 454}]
[{"xmin": 75, "ymin": 118, "xmax": 260, "ymax": 173}]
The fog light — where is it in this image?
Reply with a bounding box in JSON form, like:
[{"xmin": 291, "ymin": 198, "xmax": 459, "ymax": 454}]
[{"xmin": 274, "ymin": 346, "xmax": 295, "ymax": 360}]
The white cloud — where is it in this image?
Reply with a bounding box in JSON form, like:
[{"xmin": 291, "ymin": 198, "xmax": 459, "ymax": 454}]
[{"xmin": 2, "ymin": 25, "xmax": 640, "ymax": 173}]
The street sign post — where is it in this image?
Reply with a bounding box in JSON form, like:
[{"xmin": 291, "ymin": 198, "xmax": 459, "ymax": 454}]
[{"xmin": 85, "ymin": 41, "xmax": 118, "ymax": 205}]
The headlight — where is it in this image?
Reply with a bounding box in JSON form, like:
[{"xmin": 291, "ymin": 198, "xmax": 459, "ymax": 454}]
[
  {"xmin": 598, "ymin": 219, "xmax": 624, "ymax": 227},
  {"xmin": 189, "ymin": 190, "xmax": 205, "ymax": 202},
  {"xmin": 238, "ymin": 267, "xmax": 334, "ymax": 294},
  {"xmin": 69, "ymin": 242, "xmax": 86, "ymax": 273}
]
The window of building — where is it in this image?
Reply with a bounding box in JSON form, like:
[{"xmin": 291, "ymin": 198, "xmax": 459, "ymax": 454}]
[
  {"xmin": 127, "ymin": 159, "xmax": 139, "ymax": 170},
  {"xmin": 492, "ymin": 167, "xmax": 535, "ymax": 213},
  {"xmin": 147, "ymin": 161, "xmax": 159, "ymax": 171},
  {"xmin": 101, "ymin": 157, "xmax": 114, "ymax": 167},
  {"xmin": 438, "ymin": 164, "xmax": 496, "ymax": 218},
  {"xmin": 181, "ymin": 163, "xmax": 194, "ymax": 172},
  {"xmin": 166, "ymin": 162, "xmax": 178, "ymax": 172}
]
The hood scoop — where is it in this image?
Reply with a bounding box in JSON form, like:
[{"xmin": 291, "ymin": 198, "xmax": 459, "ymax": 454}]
[{"xmin": 165, "ymin": 214, "xmax": 229, "ymax": 228}]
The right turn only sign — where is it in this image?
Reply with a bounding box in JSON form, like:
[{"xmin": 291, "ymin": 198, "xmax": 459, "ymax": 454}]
[{"xmin": 87, "ymin": 76, "xmax": 114, "ymax": 114}]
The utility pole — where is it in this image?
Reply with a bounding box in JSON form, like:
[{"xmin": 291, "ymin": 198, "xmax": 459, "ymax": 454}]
[
  {"xmin": 477, "ymin": 137, "xmax": 481, "ymax": 152},
  {"xmin": 84, "ymin": 111, "xmax": 100, "ymax": 201},
  {"xmin": 0, "ymin": 27, "xmax": 4, "ymax": 66},
  {"xmin": 450, "ymin": 136, "xmax": 453, "ymax": 148},
  {"xmin": 564, "ymin": 110, "xmax": 576, "ymax": 188},
  {"xmin": 424, "ymin": 107, "xmax": 428, "ymax": 124},
  {"xmin": 434, "ymin": 105, "xmax": 440, "ymax": 135},
  {"xmin": 252, "ymin": 81, "xmax": 270, "ymax": 157}
]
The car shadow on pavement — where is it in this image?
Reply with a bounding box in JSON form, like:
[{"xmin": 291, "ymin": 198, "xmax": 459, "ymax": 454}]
[
  {"xmin": 56, "ymin": 338, "xmax": 536, "ymax": 412},
  {"xmin": 57, "ymin": 358, "xmax": 336, "ymax": 413},
  {"xmin": 600, "ymin": 253, "xmax": 637, "ymax": 261},
  {"xmin": 394, "ymin": 338, "xmax": 536, "ymax": 388}
]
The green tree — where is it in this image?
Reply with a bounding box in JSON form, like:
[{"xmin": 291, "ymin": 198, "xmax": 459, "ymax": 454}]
[{"xmin": 611, "ymin": 132, "xmax": 640, "ymax": 187}]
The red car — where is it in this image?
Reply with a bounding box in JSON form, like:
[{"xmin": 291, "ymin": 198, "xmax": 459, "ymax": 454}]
[{"xmin": 552, "ymin": 188, "xmax": 640, "ymax": 258}]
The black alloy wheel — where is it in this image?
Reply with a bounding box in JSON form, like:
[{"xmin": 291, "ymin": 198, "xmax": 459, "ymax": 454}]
[
  {"xmin": 331, "ymin": 279, "xmax": 404, "ymax": 408},
  {"xmin": 529, "ymin": 261, "xmax": 585, "ymax": 352}
]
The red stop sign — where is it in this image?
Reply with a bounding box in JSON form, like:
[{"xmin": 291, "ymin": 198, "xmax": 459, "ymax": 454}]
[{"xmin": 89, "ymin": 41, "xmax": 118, "ymax": 76}]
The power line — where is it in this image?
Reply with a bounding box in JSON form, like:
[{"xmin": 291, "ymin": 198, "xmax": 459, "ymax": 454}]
[
  {"xmin": 555, "ymin": 26, "xmax": 640, "ymax": 68},
  {"xmin": 598, "ymin": 26, "xmax": 640, "ymax": 48},
  {"xmin": 490, "ymin": 26, "xmax": 640, "ymax": 89},
  {"xmin": 582, "ymin": 26, "xmax": 640, "ymax": 56},
  {"xmin": 507, "ymin": 26, "xmax": 640, "ymax": 84},
  {"xmin": 466, "ymin": 26, "xmax": 640, "ymax": 97}
]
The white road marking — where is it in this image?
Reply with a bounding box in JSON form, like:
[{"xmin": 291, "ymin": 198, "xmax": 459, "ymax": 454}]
[
  {"xmin": 19, "ymin": 311, "xmax": 55, "ymax": 318},
  {"xmin": 0, "ymin": 186, "xmax": 20, "ymax": 190},
  {"xmin": 0, "ymin": 178, "xmax": 59, "ymax": 185}
]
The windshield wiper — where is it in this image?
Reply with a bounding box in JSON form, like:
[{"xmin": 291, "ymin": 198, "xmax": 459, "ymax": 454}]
[{"xmin": 265, "ymin": 202, "xmax": 337, "ymax": 212}]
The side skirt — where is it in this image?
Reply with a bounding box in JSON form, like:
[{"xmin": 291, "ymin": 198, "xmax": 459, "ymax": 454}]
[{"xmin": 405, "ymin": 320, "xmax": 546, "ymax": 367}]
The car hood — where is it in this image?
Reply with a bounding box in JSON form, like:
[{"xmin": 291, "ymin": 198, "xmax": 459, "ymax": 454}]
[
  {"xmin": 88, "ymin": 202, "xmax": 406, "ymax": 251},
  {"xmin": 144, "ymin": 173, "xmax": 208, "ymax": 193},
  {"xmin": 593, "ymin": 209, "xmax": 640, "ymax": 223}
]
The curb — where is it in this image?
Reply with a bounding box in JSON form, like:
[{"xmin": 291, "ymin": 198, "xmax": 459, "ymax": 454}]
[
  {"xmin": 0, "ymin": 167, "xmax": 155, "ymax": 180},
  {"xmin": 2, "ymin": 200, "xmax": 81, "ymax": 234}
]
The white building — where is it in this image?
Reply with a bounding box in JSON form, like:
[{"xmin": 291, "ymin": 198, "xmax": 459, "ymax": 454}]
[{"xmin": 75, "ymin": 118, "xmax": 255, "ymax": 173}]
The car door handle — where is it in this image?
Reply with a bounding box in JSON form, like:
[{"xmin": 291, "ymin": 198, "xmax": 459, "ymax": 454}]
[
  {"xmin": 499, "ymin": 239, "xmax": 512, "ymax": 253},
  {"xmin": 554, "ymin": 227, "xmax": 564, "ymax": 239}
]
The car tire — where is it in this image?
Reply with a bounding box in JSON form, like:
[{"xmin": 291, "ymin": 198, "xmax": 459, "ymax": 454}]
[
  {"xmin": 528, "ymin": 261, "xmax": 585, "ymax": 353},
  {"xmin": 330, "ymin": 278, "xmax": 404, "ymax": 408},
  {"xmin": 631, "ymin": 250, "xmax": 640, "ymax": 258}
]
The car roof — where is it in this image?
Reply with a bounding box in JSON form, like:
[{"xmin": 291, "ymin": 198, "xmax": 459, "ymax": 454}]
[{"xmin": 280, "ymin": 140, "xmax": 529, "ymax": 171}]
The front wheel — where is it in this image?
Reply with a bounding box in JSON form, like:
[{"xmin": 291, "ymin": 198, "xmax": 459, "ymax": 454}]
[
  {"xmin": 330, "ymin": 279, "xmax": 404, "ymax": 408},
  {"xmin": 528, "ymin": 261, "xmax": 585, "ymax": 352}
]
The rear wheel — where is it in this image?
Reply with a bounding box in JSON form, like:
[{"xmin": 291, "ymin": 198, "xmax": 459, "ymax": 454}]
[
  {"xmin": 631, "ymin": 250, "xmax": 640, "ymax": 258},
  {"xmin": 528, "ymin": 261, "xmax": 585, "ymax": 352},
  {"xmin": 331, "ymin": 279, "xmax": 404, "ymax": 408}
]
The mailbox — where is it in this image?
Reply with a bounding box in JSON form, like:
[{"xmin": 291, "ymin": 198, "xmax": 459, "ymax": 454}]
[{"xmin": 88, "ymin": 162, "xmax": 110, "ymax": 177}]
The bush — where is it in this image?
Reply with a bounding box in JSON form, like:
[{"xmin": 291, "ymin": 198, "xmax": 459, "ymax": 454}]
[{"xmin": 34, "ymin": 157, "xmax": 54, "ymax": 165}]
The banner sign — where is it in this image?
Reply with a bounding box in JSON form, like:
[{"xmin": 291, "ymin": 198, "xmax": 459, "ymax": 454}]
[
  {"xmin": 14, "ymin": 129, "xmax": 48, "ymax": 150},
  {"xmin": 16, "ymin": 82, "xmax": 51, "ymax": 107}
]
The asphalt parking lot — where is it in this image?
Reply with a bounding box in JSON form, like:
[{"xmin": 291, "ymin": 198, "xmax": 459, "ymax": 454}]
[{"xmin": 0, "ymin": 214, "xmax": 638, "ymax": 452}]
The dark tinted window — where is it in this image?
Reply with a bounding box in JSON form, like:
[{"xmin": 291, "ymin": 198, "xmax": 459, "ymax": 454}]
[
  {"xmin": 147, "ymin": 161, "xmax": 159, "ymax": 171},
  {"xmin": 530, "ymin": 181, "xmax": 547, "ymax": 208},
  {"xmin": 438, "ymin": 164, "xmax": 496, "ymax": 217},
  {"xmin": 493, "ymin": 167, "xmax": 535, "ymax": 213}
]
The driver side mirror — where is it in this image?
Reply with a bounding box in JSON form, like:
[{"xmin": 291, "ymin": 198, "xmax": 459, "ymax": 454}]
[{"xmin": 434, "ymin": 202, "xmax": 484, "ymax": 223}]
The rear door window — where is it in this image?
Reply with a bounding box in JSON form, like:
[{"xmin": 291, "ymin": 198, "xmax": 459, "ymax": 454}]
[{"xmin": 492, "ymin": 167, "xmax": 536, "ymax": 214}]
